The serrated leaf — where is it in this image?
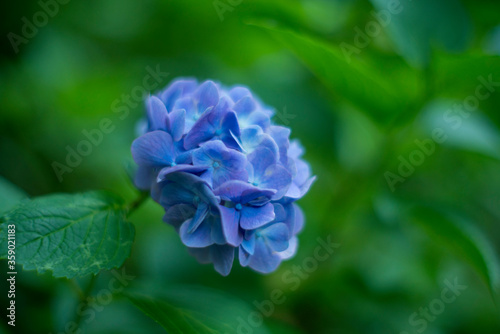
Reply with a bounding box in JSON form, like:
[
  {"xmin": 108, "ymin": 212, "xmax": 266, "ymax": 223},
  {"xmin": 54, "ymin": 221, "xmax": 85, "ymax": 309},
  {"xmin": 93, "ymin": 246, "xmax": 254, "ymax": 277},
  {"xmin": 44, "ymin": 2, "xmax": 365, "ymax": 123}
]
[
  {"xmin": 410, "ymin": 205, "xmax": 500, "ymax": 305},
  {"xmin": 126, "ymin": 285, "xmax": 270, "ymax": 334},
  {"xmin": 0, "ymin": 176, "xmax": 27, "ymax": 213},
  {"xmin": 251, "ymin": 22, "xmax": 415, "ymax": 125},
  {"xmin": 0, "ymin": 191, "xmax": 135, "ymax": 278}
]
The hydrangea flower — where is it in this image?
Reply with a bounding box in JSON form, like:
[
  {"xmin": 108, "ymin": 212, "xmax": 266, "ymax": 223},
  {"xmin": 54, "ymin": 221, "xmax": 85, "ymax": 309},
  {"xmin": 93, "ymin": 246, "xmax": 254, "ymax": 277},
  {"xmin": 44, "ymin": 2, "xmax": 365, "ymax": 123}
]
[{"xmin": 131, "ymin": 79, "xmax": 315, "ymax": 276}]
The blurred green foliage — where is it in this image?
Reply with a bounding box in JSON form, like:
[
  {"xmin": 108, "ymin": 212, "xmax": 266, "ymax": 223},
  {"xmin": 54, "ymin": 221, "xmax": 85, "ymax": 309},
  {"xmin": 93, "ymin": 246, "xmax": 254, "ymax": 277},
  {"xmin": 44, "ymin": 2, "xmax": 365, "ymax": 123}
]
[{"xmin": 1, "ymin": 0, "xmax": 500, "ymax": 333}]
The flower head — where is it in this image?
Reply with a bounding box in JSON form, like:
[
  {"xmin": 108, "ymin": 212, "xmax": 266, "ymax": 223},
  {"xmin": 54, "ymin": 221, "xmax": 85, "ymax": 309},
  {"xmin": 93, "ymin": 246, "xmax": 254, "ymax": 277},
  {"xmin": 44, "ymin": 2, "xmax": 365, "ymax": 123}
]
[{"xmin": 131, "ymin": 78, "xmax": 315, "ymax": 275}]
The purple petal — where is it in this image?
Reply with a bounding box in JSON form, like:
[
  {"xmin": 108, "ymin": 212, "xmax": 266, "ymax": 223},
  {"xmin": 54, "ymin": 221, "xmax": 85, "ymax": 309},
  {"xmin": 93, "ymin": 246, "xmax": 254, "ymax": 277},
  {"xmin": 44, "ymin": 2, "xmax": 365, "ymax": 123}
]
[
  {"xmin": 240, "ymin": 203, "xmax": 275, "ymax": 230},
  {"xmin": 131, "ymin": 131, "xmax": 174, "ymax": 167}
]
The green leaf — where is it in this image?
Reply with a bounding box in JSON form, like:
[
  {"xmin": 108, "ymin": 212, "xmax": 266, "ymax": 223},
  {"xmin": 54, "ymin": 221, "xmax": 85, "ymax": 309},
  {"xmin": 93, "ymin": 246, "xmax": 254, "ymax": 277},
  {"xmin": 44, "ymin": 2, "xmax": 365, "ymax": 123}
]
[
  {"xmin": 0, "ymin": 176, "xmax": 27, "ymax": 213},
  {"xmin": 369, "ymin": 0, "xmax": 471, "ymax": 67},
  {"xmin": 0, "ymin": 191, "xmax": 135, "ymax": 278},
  {"xmin": 410, "ymin": 205, "xmax": 500, "ymax": 304},
  {"xmin": 433, "ymin": 53, "xmax": 500, "ymax": 95},
  {"xmin": 251, "ymin": 22, "xmax": 416, "ymax": 125},
  {"xmin": 126, "ymin": 285, "xmax": 270, "ymax": 334}
]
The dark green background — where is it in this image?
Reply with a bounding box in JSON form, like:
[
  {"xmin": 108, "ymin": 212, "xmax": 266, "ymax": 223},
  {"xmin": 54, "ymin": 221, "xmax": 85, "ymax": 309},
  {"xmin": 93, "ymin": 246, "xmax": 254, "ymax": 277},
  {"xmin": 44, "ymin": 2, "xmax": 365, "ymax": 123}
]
[{"xmin": 1, "ymin": 0, "xmax": 500, "ymax": 333}]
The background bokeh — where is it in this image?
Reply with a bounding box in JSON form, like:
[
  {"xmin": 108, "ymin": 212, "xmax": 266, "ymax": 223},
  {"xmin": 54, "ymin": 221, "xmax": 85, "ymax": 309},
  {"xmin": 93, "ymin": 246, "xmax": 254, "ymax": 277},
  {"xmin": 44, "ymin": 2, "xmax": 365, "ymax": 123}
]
[{"xmin": 1, "ymin": 0, "xmax": 500, "ymax": 333}]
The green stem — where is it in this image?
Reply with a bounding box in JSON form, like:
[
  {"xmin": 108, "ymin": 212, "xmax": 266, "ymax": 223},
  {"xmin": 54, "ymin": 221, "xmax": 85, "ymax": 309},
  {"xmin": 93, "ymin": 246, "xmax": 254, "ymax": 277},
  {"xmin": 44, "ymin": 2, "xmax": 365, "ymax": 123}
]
[
  {"xmin": 72, "ymin": 275, "xmax": 97, "ymax": 330},
  {"xmin": 127, "ymin": 191, "xmax": 149, "ymax": 216}
]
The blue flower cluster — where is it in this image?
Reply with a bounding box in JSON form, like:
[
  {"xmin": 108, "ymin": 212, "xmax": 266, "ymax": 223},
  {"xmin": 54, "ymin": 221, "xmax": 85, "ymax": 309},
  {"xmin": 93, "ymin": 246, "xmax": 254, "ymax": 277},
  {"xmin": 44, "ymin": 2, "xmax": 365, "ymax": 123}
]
[{"xmin": 132, "ymin": 79, "xmax": 315, "ymax": 275}]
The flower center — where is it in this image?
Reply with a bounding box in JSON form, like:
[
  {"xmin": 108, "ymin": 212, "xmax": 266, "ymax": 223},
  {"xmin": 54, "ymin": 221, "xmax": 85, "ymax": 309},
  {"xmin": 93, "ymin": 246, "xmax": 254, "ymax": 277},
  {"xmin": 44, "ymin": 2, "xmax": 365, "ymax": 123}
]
[
  {"xmin": 235, "ymin": 203, "xmax": 243, "ymax": 211},
  {"xmin": 171, "ymin": 162, "xmax": 177, "ymax": 166},
  {"xmin": 212, "ymin": 161, "xmax": 220, "ymax": 168},
  {"xmin": 215, "ymin": 129, "xmax": 222, "ymax": 136}
]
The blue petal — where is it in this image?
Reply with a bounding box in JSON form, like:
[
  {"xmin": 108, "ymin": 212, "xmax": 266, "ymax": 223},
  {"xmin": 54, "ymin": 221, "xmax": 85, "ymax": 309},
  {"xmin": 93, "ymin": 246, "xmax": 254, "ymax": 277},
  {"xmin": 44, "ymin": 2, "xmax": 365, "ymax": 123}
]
[
  {"xmin": 278, "ymin": 236, "xmax": 298, "ymax": 260},
  {"xmin": 147, "ymin": 96, "xmax": 169, "ymax": 131},
  {"xmin": 192, "ymin": 140, "xmax": 225, "ymax": 164},
  {"xmin": 219, "ymin": 206, "xmax": 243, "ymax": 246},
  {"xmin": 163, "ymin": 204, "xmax": 195, "ymax": 229},
  {"xmin": 214, "ymin": 180, "xmax": 275, "ymax": 204},
  {"xmin": 210, "ymin": 214, "xmax": 226, "ymax": 245},
  {"xmin": 210, "ymin": 245, "xmax": 235, "ymax": 276},
  {"xmin": 246, "ymin": 111, "xmax": 271, "ymax": 130},
  {"xmin": 159, "ymin": 182, "xmax": 195, "ymax": 208},
  {"xmin": 238, "ymin": 246, "xmax": 251, "ymax": 266},
  {"xmin": 134, "ymin": 166, "xmax": 155, "ymax": 190},
  {"xmin": 233, "ymin": 95, "xmax": 256, "ymax": 118},
  {"xmin": 288, "ymin": 140, "xmax": 304, "ymax": 159},
  {"xmin": 131, "ymin": 131, "xmax": 174, "ymax": 167},
  {"xmin": 241, "ymin": 235, "xmax": 255, "ymax": 255},
  {"xmin": 188, "ymin": 246, "xmax": 211, "ymax": 264},
  {"xmin": 260, "ymin": 165, "xmax": 292, "ymax": 200},
  {"xmin": 220, "ymin": 111, "xmax": 241, "ymax": 149},
  {"xmin": 194, "ymin": 80, "xmax": 219, "ymax": 114},
  {"xmin": 168, "ymin": 108, "xmax": 185, "ymax": 141},
  {"xmin": 159, "ymin": 172, "xmax": 218, "ymax": 208},
  {"xmin": 292, "ymin": 203, "xmax": 305, "ymax": 234},
  {"xmin": 248, "ymin": 147, "xmax": 277, "ymax": 180},
  {"xmin": 160, "ymin": 79, "xmax": 197, "ymax": 111},
  {"xmin": 299, "ymin": 176, "xmax": 316, "ymax": 197},
  {"xmin": 184, "ymin": 107, "xmax": 222, "ymax": 150},
  {"xmin": 173, "ymin": 96, "xmax": 196, "ymax": 113},
  {"xmin": 157, "ymin": 165, "xmax": 209, "ymax": 182},
  {"xmin": 272, "ymin": 203, "xmax": 287, "ymax": 223},
  {"xmin": 260, "ymin": 223, "xmax": 289, "ymax": 252},
  {"xmin": 185, "ymin": 202, "xmax": 209, "ymax": 233},
  {"xmin": 247, "ymin": 239, "xmax": 282, "ymax": 274},
  {"xmin": 239, "ymin": 126, "xmax": 278, "ymax": 155},
  {"xmin": 268, "ymin": 126, "xmax": 290, "ymax": 165},
  {"xmin": 285, "ymin": 183, "xmax": 301, "ymax": 199},
  {"xmin": 180, "ymin": 216, "xmax": 213, "ymax": 248},
  {"xmin": 228, "ymin": 86, "xmax": 251, "ymax": 102},
  {"xmin": 240, "ymin": 203, "xmax": 275, "ymax": 230}
]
